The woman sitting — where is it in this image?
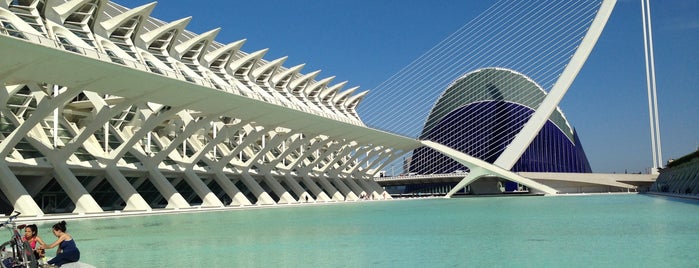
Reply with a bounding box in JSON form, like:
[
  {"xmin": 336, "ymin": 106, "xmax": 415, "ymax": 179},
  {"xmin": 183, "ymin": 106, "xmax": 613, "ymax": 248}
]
[
  {"xmin": 39, "ymin": 221, "xmax": 80, "ymax": 266},
  {"xmin": 22, "ymin": 224, "xmax": 46, "ymax": 259}
]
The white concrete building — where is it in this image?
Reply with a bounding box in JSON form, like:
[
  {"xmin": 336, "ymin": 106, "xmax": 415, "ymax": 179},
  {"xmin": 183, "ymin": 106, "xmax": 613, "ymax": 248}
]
[{"xmin": 0, "ymin": 0, "xmax": 401, "ymax": 216}]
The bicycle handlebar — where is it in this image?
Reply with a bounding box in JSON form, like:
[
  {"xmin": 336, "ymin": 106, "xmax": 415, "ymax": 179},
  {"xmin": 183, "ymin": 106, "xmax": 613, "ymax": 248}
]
[
  {"xmin": 0, "ymin": 211, "xmax": 21, "ymax": 228},
  {"xmin": 9, "ymin": 211, "xmax": 20, "ymax": 220}
]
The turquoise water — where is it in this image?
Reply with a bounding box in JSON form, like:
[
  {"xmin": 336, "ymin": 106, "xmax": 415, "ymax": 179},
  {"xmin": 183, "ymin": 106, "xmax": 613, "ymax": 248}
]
[{"xmin": 35, "ymin": 194, "xmax": 699, "ymax": 267}]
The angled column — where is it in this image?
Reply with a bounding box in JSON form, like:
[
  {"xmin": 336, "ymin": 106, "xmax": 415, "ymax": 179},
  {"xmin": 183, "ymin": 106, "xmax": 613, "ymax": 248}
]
[
  {"xmin": 0, "ymin": 162, "xmax": 43, "ymax": 216},
  {"xmin": 212, "ymin": 171, "xmax": 252, "ymax": 206},
  {"xmin": 313, "ymin": 175, "xmax": 344, "ymax": 201},
  {"xmin": 327, "ymin": 176, "xmax": 358, "ymax": 201},
  {"xmin": 48, "ymin": 160, "xmax": 103, "ymax": 213},
  {"xmin": 239, "ymin": 172, "xmax": 276, "ymax": 205},
  {"xmin": 300, "ymin": 174, "xmax": 332, "ymax": 202},
  {"xmin": 341, "ymin": 176, "xmax": 366, "ymax": 199},
  {"xmin": 259, "ymin": 173, "xmax": 296, "ymax": 204},
  {"xmin": 280, "ymin": 173, "xmax": 311, "ymax": 202},
  {"xmin": 183, "ymin": 169, "xmax": 224, "ymax": 207},
  {"xmin": 356, "ymin": 178, "xmax": 389, "ymax": 200},
  {"xmin": 104, "ymin": 165, "xmax": 152, "ymax": 211},
  {"xmin": 143, "ymin": 166, "xmax": 191, "ymax": 209}
]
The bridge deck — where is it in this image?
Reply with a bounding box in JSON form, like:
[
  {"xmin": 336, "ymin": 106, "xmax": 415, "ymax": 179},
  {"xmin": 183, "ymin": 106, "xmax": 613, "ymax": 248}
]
[{"xmin": 376, "ymin": 172, "xmax": 657, "ymax": 191}]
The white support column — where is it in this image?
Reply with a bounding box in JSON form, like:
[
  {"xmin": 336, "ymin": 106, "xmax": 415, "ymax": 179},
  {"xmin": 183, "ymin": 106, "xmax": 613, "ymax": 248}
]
[
  {"xmin": 320, "ymin": 146, "xmax": 366, "ymax": 198},
  {"xmin": 353, "ymin": 153, "xmax": 392, "ymax": 198},
  {"xmin": 106, "ymin": 107, "xmax": 180, "ymax": 164},
  {"xmin": 151, "ymin": 114, "xmax": 213, "ymax": 164},
  {"xmin": 141, "ymin": 114, "xmax": 225, "ymax": 208},
  {"xmin": 186, "ymin": 122, "xmax": 239, "ymax": 166},
  {"xmin": 321, "ymin": 144, "xmax": 372, "ymax": 199},
  {"xmin": 239, "ymin": 130, "xmax": 303, "ymax": 204},
  {"xmin": 445, "ymin": 167, "xmax": 490, "ymax": 197},
  {"xmin": 300, "ymin": 174, "xmax": 331, "ymax": 202},
  {"xmin": 49, "ymin": 161, "xmax": 103, "ymax": 213},
  {"xmin": 341, "ymin": 176, "xmax": 366, "ymax": 199},
  {"xmin": 327, "ymin": 176, "xmax": 359, "ymax": 201},
  {"xmin": 103, "ymin": 122, "xmax": 109, "ymax": 153},
  {"xmin": 313, "ymin": 174, "xmax": 344, "ymax": 201},
  {"xmin": 239, "ymin": 172, "xmax": 276, "ymax": 205},
  {"xmin": 0, "ymin": 162, "xmax": 43, "ymax": 216},
  {"xmin": 104, "ymin": 165, "xmax": 152, "ymax": 211},
  {"xmin": 311, "ymin": 141, "xmax": 345, "ymax": 171},
  {"xmin": 244, "ymin": 130, "xmax": 291, "ymax": 167},
  {"xmin": 356, "ymin": 178, "xmax": 390, "ymax": 200},
  {"xmin": 341, "ymin": 146, "xmax": 378, "ymax": 172},
  {"xmin": 303, "ymin": 141, "xmax": 358, "ymax": 201},
  {"xmin": 212, "ymin": 171, "xmax": 252, "ymax": 206},
  {"xmin": 261, "ymin": 173, "xmax": 296, "ymax": 204},
  {"xmin": 318, "ymin": 142, "xmax": 355, "ymax": 171},
  {"xmin": 212, "ymin": 122, "xmax": 217, "ymax": 159},
  {"xmin": 145, "ymin": 167, "xmax": 191, "ymax": 209},
  {"xmin": 208, "ymin": 128, "xmax": 278, "ymax": 206},
  {"xmin": 57, "ymin": 91, "xmax": 134, "ymax": 158},
  {"xmin": 354, "ymin": 177, "xmax": 378, "ymax": 199},
  {"xmin": 84, "ymin": 175, "xmax": 108, "ymax": 193},
  {"xmin": 641, "ymin": 0, "xmax": 663, "ymax": 172},
  {"xmin": 182, "ymin": 169, "xmax": 224, "ymax": 207},
  {"xmin": 281, "ymin": 173, "xmax": 311, "ymax": 202},
  {"xmin": 52, "ymin": 85, "xmax": 59, "ymax": 148}
]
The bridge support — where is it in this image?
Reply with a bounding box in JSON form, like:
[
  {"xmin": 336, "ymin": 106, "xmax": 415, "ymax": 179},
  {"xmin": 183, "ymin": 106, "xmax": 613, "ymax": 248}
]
[{"xmin": 420, "ymin": 140, "xmax": 558, "ymax": 196}]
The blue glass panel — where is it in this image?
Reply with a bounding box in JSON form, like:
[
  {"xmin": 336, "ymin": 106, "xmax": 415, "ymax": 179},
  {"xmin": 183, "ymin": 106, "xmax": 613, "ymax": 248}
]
[{"xmin": 411, "ymin": 101, "xmax": 591, "ymax": 174}]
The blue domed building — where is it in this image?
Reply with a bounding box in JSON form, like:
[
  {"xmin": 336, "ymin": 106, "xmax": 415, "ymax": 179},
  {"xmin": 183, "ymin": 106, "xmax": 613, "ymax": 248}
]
[{"xmin": 410, "ymin": 68, "xmax": 591, "ymax": 178}]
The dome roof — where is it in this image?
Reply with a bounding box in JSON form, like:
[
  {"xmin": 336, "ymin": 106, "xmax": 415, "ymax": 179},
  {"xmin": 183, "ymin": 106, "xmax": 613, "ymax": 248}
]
[{"xmin": 422, "ymin": 67, "xmax": 573, "ymax": 141}]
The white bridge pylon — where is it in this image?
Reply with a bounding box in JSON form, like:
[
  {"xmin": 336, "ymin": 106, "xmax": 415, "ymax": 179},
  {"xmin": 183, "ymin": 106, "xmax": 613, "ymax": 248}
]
[
  {"xmin": 421, "ymin": 141, "xmax": 558, "ymax": 195},
  {"xmin": 493, "ymin": 0, "xmax": 618, "ymax": 170},
  {"xmin": 433, "ymin": 0, "xmax": 617, "ymax": 197}
]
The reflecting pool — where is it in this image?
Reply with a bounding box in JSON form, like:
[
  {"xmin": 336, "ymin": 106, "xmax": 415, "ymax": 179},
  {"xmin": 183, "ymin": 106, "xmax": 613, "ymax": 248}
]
[{"xmin": 35, "ymin": 194, "xmax": 699, "ymax": 267}]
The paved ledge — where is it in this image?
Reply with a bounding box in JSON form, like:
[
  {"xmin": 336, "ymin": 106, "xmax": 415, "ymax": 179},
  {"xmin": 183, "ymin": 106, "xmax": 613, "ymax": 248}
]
[
  {"xmin": 6, "ymin": 200, "xmax": 391, "ymax": 224},
  {"xmin": 9, "ymin": 192, "xmax": 681, "ymax": 224},
  {"xmin": 644, "ymin": 192, "xmax": 699, "ymax": 201}
]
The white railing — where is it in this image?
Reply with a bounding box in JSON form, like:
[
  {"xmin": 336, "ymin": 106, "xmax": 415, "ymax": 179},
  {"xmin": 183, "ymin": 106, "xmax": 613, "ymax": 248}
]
[{"xmin": 374, "ymin": 172, "xmax": 469, "ymax": 182}]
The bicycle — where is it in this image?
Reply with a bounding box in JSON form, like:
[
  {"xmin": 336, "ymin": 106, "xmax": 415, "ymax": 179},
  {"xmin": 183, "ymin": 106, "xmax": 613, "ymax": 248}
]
[{"xmin": 0, "ymin": 212, "xmax": 38, "ymax": 268}]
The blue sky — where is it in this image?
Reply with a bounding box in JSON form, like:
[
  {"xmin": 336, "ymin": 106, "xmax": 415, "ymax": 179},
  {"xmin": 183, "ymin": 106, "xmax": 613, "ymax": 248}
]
[{"xmin": 117, "ymin": 0, "xmax": 698, "ymax": 173}]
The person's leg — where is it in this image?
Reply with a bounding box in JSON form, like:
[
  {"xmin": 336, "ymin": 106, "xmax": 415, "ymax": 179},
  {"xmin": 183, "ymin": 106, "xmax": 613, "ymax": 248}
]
[
  {"xmin": 48, "ymin": 254, "xmax": 70, "ymax": 266},
  {"xmin": 48, "ymin": 251, "xmax": 80, "ymax": 266}
]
